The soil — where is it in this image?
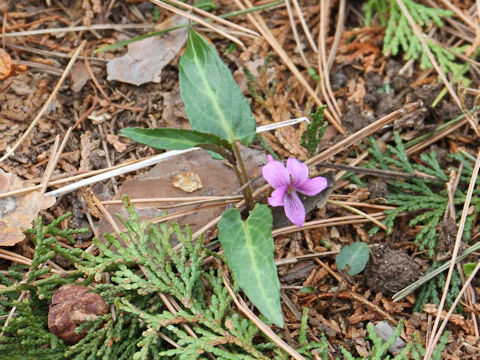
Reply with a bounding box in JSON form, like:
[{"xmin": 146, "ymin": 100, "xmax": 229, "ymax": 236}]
[{"xmin": 365, "ymin": 244, "xmax": 422, "ymax": 296}]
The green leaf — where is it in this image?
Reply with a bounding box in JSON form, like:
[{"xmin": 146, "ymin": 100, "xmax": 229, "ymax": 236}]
[
  {"xmin": 218, "ymin": 204, "xmax": 283, "ymax": 327},
  {"xmin": 336, "ymin": 242, "xmax": 370, "ymax": 276},
  {"xmin": 120, "ymin": 127, "xmax": 232, "ymax": 151},
  {"xmin": 463, "ymin": 263, "xmax": 477, "ymax": 277},
  {"xmin": 179, "ymin": 28, "xmax": 256, "ymax": 145}
]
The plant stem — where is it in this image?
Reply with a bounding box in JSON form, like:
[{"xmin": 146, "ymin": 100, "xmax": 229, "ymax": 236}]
[{"xmin": 231, "ymin": 141, "xmax": 255, "ymax": 211}]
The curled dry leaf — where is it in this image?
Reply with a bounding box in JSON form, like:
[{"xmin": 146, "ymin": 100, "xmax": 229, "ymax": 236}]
[
  {"xmin": 106, "ymin": 134, "xmax": 128, "ymax": 153},
  {"xmin": 0, "ymin": 169, "xmax": 55, "ymax": 246},
  {"xmin": 0, "ymin": 49, "xmax": 27, "ymax": 81}
]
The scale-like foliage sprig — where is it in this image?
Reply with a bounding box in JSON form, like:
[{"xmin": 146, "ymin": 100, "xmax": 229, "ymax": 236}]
[
  {"xmin": 367, "ymin": 132, "xmax": 478, "ymax": 259},
  {"xmin": 0, "ymin": 201, "xmax": 452, "ymax": 359},
  {"xmin": 365, "ymin": 0, "xmax": 470, "ymax": 83}
]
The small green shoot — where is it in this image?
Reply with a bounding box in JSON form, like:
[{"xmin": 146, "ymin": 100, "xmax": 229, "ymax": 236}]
[
  {"xmin": 463, "ymin": 263, "xmax": 477, "ymax": 277},
  {"xmin": 336, "ymin": 242, "xmax": 370, "ymax": 276},
  {"xmin": 301, "ymin": 105, "xmax": 328, "ymax": 157}
]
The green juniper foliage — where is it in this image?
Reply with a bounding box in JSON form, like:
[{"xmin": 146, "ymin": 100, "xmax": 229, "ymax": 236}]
[
  {"xmin": 0, "ymin": 203, "xmax": 327, "ymax": 359},
  {"xmin": 365, "ymin": 0, "xmax": 470, "ymax": 83},
  {"xmin": 301, "ymin": 105, "xmax": 328, "ymax": 157},
  {"xmin": 0, "ymin": 205, "xmax": 451, "ymax": 359},
  {"xmin": 366, "ymin": 132, "xmax": 479, "ymax": 259},
  {"xmin": 413, "ymin": 261, "xmax": 463, "ymax": 314},
  {"xmin": 361, "ymin": 133, "xmax": 479, "ymax": 313}
]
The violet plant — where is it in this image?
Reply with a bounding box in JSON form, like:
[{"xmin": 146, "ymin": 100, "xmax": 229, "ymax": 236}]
[{"xmin": 121, "ymin": 27, "xmax": 328, "ymax": 327}]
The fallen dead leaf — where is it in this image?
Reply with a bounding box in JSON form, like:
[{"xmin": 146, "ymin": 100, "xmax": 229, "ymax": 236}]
[
  {"xmin": 97, "ymin": 147, "xmax": 265, "ymax": 240},
  {"xmin": 106, "ymin": 15, "xmax": 188, "ymax": 86},
  {"xmin": 423, "ymin": 303, "xmax": 465, "ymax": 326},
  {"xmin": 172, "ymin": 171, "xmax": 203, "ymax": 193},
  {"xmin": 0, "ymin": 169, "xmax": 55, "ymax": 246},
  {"xmin": 0, "ymin": 49, "xmax": 27, "ymax": 81},
  {"xmin": 106, "ymin": 134, "xmax": 127, "ymax": 153},
  {"xmin": 70, "ymin": 62, "xmax": 101, "ymax": 92}
]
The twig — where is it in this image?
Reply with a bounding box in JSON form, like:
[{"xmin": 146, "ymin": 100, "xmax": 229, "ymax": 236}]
[
  {"xmin": 305, "ymin": 101, "xmax": 423, "ymax": 166},
  {"xmin": 272, "ymin": 212, "xmax": 387, "ymax": 237},
  {"xmin": 427, "ymin": 262, "xmax": 480, "ymax": 355},
  {"xmin": 327, "ymin": 0, "xmax": 345, "ymax": 70},
  {"xmin": 424, "ymin": 150, "xmax": 480, "ymax": 359},
  {"xmin": 0, "ymin": 23, "xmax": 158, "ymax": 38},
  {"xmin": 234, "ymin": 0, "xmax": 344, "ymax": 134},
  {"xmin": 164, "ymin": 0, "xmax": 258, "ymax": 37},
  {"xmin": 285, "ymin": 0, "xmax": 309, "ymax": 67},
  {"xmin": 327, "ymin": 199, "xmax": 387, "ymax": 230},
  {"xmin": 39, "ymin": 135, "xmax": 60, "ymax": 195},
  {"xmin": 40, "ymin": 127, "xmax": 73, "ymax": 194},
  {"xmin": 0, "ymin": 40, "xmax": 86, "ymax": 164},
  {"xmin": 393, "ymin": 241, "xmax": 480, "ymax": 302},
  {"xmin": 102, "ymin": 195, "xmax": 243, "ymax": 205},
  {"xmin": 150, "ymin": 0, "xmax": 244, "ymax": 47},
  {"xmin": 318, "ymin": 161, "xmax": 443, "ymax": 181},
  {"xmin": 318, "ymin": 0, "xmax": 342, "ymax": 120},
  {"xmin": 292, "ymin": 0, "xmax": 318, "ymax": 52}
]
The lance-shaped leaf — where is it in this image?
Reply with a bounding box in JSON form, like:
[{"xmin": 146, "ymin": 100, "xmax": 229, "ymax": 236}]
[
  {"xmin": 218, "ymin": 204, "xmax": 283, "ymax": 327},
  {"xmin": 120, "ymin": 127, "xmax": 232, "ymax": 158},
  {"xmin": 179, "ymin": 28, "xmax": 256, "ymax": 145}
]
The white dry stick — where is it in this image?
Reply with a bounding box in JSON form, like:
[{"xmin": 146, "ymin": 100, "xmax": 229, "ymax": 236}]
[
  {"xmin": 44, "ymin": 118, "xmax": 310, "ymax": 198},
  {"xmin": 423, "ymin": 150, "xmax": 480, "ymax": 360},
  {"xmin": 0, "ymin": 41, "xmax": 86, "ymax": 164}
]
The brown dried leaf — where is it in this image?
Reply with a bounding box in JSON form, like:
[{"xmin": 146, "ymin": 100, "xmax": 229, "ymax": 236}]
[
  {"xmin": 0, "ymin": 169, "xmax": 55, "ymax": 246},
  {"xmin": 107, "ymin": 15, "xmax": 188, "ymax": 86},
  {"xmin": 0, "ymin": 49, "xmax": 27, "ymax": 81},
  {"xmin": 106, "ymin": 134, "xmax": 127, "ymax": 153},
  {"xmin": 80, "ymin": 131, "xmax": 99, "ymax": 171},
  {"xmin": 97, "ymin": 147, "xmax": 266, "ymax": 240}
]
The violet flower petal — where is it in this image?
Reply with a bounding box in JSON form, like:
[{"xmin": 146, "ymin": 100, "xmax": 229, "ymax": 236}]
[
  {"xmin": 262, "ymin": 160, "xmax": 290, "ymax": 189},
  {"xmin": 283, "ymin": 190, "xmax": 306, "ymax": 226},
  {"xmin": 296, "ymin": 176, "xmax": 328, "ymax": 196},
  {"xmin": 267, "ymin": 186, "xmax": 288, "ymax": 207},
  {"xmin": 286, "ymin": 158, "xmax": 309, "ymax": 187}
]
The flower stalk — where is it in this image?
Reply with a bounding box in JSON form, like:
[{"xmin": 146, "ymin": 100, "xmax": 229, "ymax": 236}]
[{"xmin": 231, "ymin": 141, "xmax": 255, "ymax": 211}]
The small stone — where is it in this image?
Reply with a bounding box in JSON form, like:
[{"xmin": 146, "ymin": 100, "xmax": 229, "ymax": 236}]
[{"xmin": 373, "ymin": 321, "xmax": 406, "ymax": 355}]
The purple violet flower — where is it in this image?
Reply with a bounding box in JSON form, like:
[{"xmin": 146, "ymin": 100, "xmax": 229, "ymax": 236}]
[{"xmin": 262, "ymin": 155, "xmax": 328, "ymax": 226}]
